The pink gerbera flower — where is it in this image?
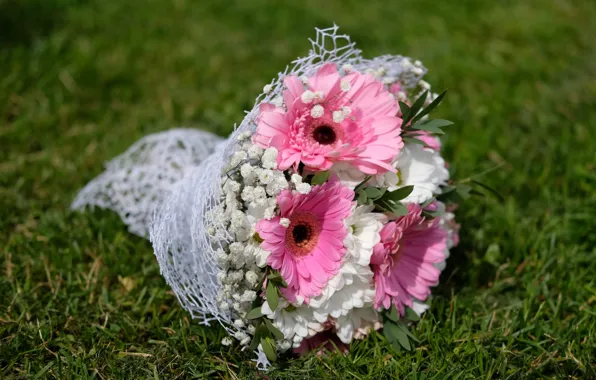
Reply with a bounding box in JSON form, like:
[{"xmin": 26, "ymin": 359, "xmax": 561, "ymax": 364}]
[
  {"xmin": 370, "ymin": 203, "xmax": 447, "ymax": 315},
  {"xmin": 253, "ymin": 63, "xmax": 403, "ymax": 174},
  {"xmin": 256, "ymin": 179, "xmax": 354, "ymax": 303}
]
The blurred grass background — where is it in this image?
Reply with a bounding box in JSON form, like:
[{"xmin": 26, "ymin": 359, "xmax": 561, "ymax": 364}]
[{"xmin": 1, "ymin": 0, "xmax": 596, "ymax": 378}]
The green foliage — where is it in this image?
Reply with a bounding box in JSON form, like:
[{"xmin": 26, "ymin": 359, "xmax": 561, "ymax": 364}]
[
  {"xmin": 310, "ymin": 171, "xmax": 330, "ymax": 185},
  {"xmin": 1, "ymin": 0, "xmax": 596, "ymax": 378}
]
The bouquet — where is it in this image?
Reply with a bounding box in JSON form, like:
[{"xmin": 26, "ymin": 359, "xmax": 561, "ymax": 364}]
[{"xmin": 73, "ymin": 26, "xmax": 464, "ymax": 369}]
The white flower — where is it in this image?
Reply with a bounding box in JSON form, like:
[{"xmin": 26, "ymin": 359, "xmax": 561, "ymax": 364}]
[
  {"xmin": 229, "ymin": 242, "xmax": 243, "ymax": 255},
  {"xmin": 311, "ymin": 104, "xmax": 324, "ymax": 118},
  {"xmin": 258, "ymin": 169, "xmax": 274, "ymax": 185},
  {"xmin": 412, "ymin": 67, "xmax": 424, "ymax": 76},
  {"xmin": 230, "ymin": 151, "xmax": 247, "ymax": 167},
  {"xmin": 233, "ymin": 319, "xmax": 245, "ymax": 329},
  {"xmin": 329, "ymin": 162, "xmax": 368, "ymax": 189},
  {"xmin": 390, "ymin": 144, "xmax": 449, "ymax": 204},
  {"xmin": 252, "ymin": 186, "xmax": 267, "ymax": 200},
  {"xmin": 290, "ymin": 173, "xmax": 303, "ymax": 184},
  {"xmin": 333, "ymin": 110, "xmax": 345, "ymax": 123},
  {"xmin": 261, "ymin": 147, "xmax": 278, "ymax": 169},
  {"xmin": 245, "ymin": 270, "xmax": 259, "ymax": 286},
  {"xmin": 419, "ymin": 80, "xmax": 431, "ymax": 90},
  {"xmin": 342, "ymin": 63, "xmax": 353, "ymax": 73},
  {"xmin": 335, "ymin": 307, "xmax": 379, "ymax": 344},
  {"xmin": 241, "ymin": 290, "xmax": 257, "ymax": 302},
  {"xmin": 253, "ymin": 244, "xmax": 271, "ymax": 268},
  {"xmin": 340, "ymin": 79, "xmax": 351, "ymax": 92},
  {"xmin": 234, "ymin": 330, "xmax": 248, "ymax": 342},
  {"xmin": 301, "ymin": 90, "xmax": 316, "ymax": 104},
  {"xmin": 309, "ymin": 261, "xmax": 375, "ymax": 323},
  {"xmin": 240, "ymin": 163, "xmax": 257, "ymax": 184},
  {"xmin": 263, "ymin": 84, "xmax": 273, "ymax": 93},
  {"xmin": 248, "ymin": 145, "xmax": 264, "ymax": 160},
  {"xmin": 344, "ymin": 205, "xmax": 387, "ymax": 266},
  {"xmin": 261, "ymin": 299, "xmax": 323, "ymax": 343},
  {"xmin": 221, "ymin": 337, "xmax": 233, "ymax": 346},
  {"xmin": 279, "ymin": 218, "xmax": 291, "ymax": 228},
  {"xmin": 411, "ymin": 299, "xmax": 430, "ymax": 316},
  {"xmin": 295, "ymin": 182, "xmax": 311, "ymax": 194}
]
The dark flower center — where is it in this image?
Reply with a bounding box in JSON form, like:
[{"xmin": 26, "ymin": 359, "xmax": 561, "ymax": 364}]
[
  {"xmin": 312, "ymin": 125, "xmax": 336, "ymax": 145},
  {"xmin": 292, "ymin": 224, "xmax": 312, "ymax": 246}
]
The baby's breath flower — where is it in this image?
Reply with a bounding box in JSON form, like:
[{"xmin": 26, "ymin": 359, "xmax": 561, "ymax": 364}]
[
  {"xmin": 296, "ymin": 182, "xmax": 311, "ymax": 194},
  {"xmin": 247, "ymin": 145, "xmax": 264, "ymax": 160},
  {"xmin": 311, "ymin": 104, "xmax": 324, "ymax": 118},
  {"xmin": 333, "ymin": 110, "xmax": 345, "ymax": 123},
  {"xmin": 245, "ymin": 270, "xmax": 259, "ymax": 286},
  {"xmin": 230, "ymin": 151, "xmax": 247, "ymax": 167},
  {"xmin": 279, "ymin": 218, "xmax": 291, "ymax": 228},
  {"xmin": 221, "ymin": 337, "xmax": 233, "ymax": 346},
  {"xmin": 263, "ymin": 84, "xmax": 273, "ymax": 94}
]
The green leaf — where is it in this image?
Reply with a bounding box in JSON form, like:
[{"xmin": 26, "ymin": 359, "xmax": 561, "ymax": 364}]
[
  {"xmin": 402, "ymin": 136, "xmax": 430, "ymax": 148},
  {"xmin": 397, "ymin": 321, "xmax": 420, "ymax": 343},
  {"xmin": 410, "ymin": 119, "xmax": 453, "ymax": 135},
  {"xmin": 266, "ymin": 281, "xmax": 279, "ymax": 311},
  {"xmin": 267, "ymin": 272, "xmax": 287, "ymax": 287},
  {"xmin": 311, "ymin": 171, "xmax": 329, "ymax": 185},
  {"xmin": 364, "ymin": 187, "xmax": 383, "ymax": 200},
  {"xmin": 250, "ymin": 324, "xmax": 268, "ymax": 350},
  {"xmin": 384, "ymin": 321, "xmax": 410, "ymax": 351},
  {"xmin": 404, "ymin": 307, "xmax": 420, "ymax": 322},
  {"xmin": 420, "ymin": 197, "xmax": 435, "ymax": 209},
  {"xmin": 410, "ymin": 89, "xmax": 447, "ymax": 125},
  {"xmin": 357, "ymin": 190, "xmax": 368, "ymax": 205},
  {"xmin": 455, "ymin": 184, "xmax": 472, "ymax": 200},
  {"xmin": 246, "ymin": 306, "xmax": 263, "ymax": 320},
  {"xmin": 471, "ymin": 180, "xmax": 504, "ymax": 201},
  {"xmin": 386, "ymin": 185, "xmax": 414, "ymax": 201},
  {"xmin": 404, "ymin": 91, "xmax": 428, "ymax": 126},
  {"xmin": 377, "ymin": 199, "xmax": 408, "ymax": 217},
  {"xmin": 385, "ymin": 306, "xmax": 399, "ymax": 322},
  {"xmin": 260, "ymin": 337, "xmax": 278, "ymax": 361},
  {"xmin": 399, "ymin": 101, "xmax": 411, "ymax": 121},
  {"xmin": 264, "ymin": 319, "xmax": 284, "ymax": 340}
]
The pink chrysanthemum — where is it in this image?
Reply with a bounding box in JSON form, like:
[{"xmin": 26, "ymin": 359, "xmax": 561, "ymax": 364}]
[
  {"xmin": 253, "ymin": 63, "xmax": 403, "ymax": 174},
  {"xmin": 256, "ymin": 179, "xmax": 354, "ymax": 303},
  {"xmin": 370, "ymin": 203, "xmax": 447, "ymax": 315}
]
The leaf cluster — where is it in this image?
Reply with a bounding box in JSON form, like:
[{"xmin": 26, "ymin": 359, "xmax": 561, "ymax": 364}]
[{"xmin": 356, "ymin": 185, "xmax": 414, "ymax": 217}]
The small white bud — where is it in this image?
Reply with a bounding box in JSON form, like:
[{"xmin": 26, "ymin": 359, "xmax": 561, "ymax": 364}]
[
  {"xmin": 279, "ymin": 218, "xmax": 291, "ymax": 228},
  {"xmin": 340, "ymin": 79, "xmax": 351, "ymax": 92},
  {"xmin": 296, "ymin": 183, "xmax": 311, "ymax": 194},
  {"xmin": 221, "ymin": 337, "xmax": 233, "ymax": 346},
  {"xmin": 311, "ymin": 105, "xmax": 324, "ymax": 118},
  {"xmin": 332, "ymin": 110, "xmax": 345, "ymax": 123},
  {"xmin": 263, "ymin": 84, "xmax": 272, "ymax": 94}
]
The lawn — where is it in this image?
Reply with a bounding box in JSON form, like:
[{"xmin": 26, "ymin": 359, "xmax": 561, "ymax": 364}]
[{"xmin": 1, "ymin": 0, "xmax": 596, "ymax": 378}]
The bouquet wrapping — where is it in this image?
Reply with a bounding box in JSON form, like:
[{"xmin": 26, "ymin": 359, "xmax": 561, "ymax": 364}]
[{"xmin": 73, "ymin": 26, "xmax": 461, "ymax": 368}]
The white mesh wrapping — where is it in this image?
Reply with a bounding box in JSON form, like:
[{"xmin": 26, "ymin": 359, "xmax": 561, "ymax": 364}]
[
  {"xmin": 73, "ymin": 26, "xmax": 430, "ymax": 345},
  {"xmin": 71, "ymin": 128, "xmax": 224, "ymax": 237}
]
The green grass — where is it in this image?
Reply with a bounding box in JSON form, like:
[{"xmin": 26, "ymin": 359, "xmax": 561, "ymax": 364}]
[{"xmin": 1, "ymin": 0, "xmax": 596, "ymax": 378}]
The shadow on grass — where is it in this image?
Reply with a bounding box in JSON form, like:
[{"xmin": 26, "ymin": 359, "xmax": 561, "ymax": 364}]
[{"xmin": 0, "ymin": 0, "xmax": 85, "ymax": 47}]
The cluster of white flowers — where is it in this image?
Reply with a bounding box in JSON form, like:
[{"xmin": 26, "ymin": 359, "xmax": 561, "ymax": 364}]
[{"xmin": 208, "ymin": 132, "xmax": 322, "ymax": 348}]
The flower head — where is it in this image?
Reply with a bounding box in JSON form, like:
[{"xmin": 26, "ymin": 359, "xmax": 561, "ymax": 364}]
[
  {"xmin": 256, "ymin": 178, "xmax": 354, "ymax": 302},
  {"xmin": 371, "ymin": 203, "xmax": 447, "ymax": 315},
  {"xmin": 253, "ymin": 63, "xmax": 403, "ymax": 174}
]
